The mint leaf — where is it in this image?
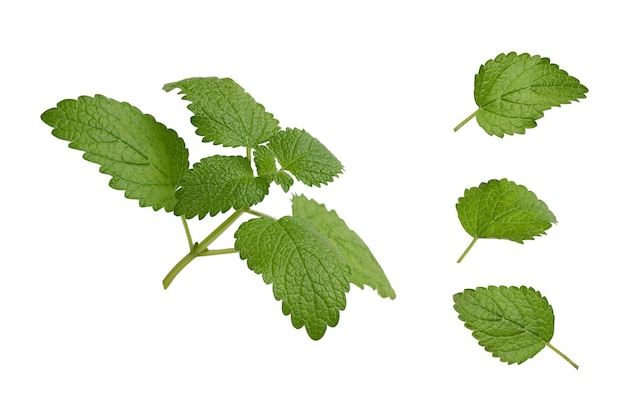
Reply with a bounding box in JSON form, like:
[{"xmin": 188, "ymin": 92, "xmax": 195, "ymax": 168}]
[
  {"xmin": 41, "ymin": 95, "xmax": 189, "ymax": 212},
  {"xmin": 175, "ymin": 155, "xmax": 270, "ymax": 219},
  {"xmin": 273, "ymin": 172, "xmax": 295, "ymax": 193},
  {"xmin": 454, "ymin": 52, "xmax": 588, "ymax": 137},
  {"xmin": 268, "ymin": 128, "xmax": 343, "ymax": 186},
  {"xmin": 292, "ymin": 195, "xmax": 395, "ymax": 299},
  {"xmin": 453, "ymin": 286, "xmax": 578, "ymax": 369},
  {"xmin": 252, "ymin": 146, "xmax": 294, "ymax": 192},
  {"xmin": 164, "ymin": 77, "xmax": 279, "ymax": 148},
  {"xmin": 252, "ymin": 145, "xmax": 278, "ymax": 177},
  {"xmin": 456, "ymin": 179, "xmax": 556, "ymax": 262},
  {"xmin": 234, "ymin": 216, "xmax": 351, "ymax": 340}
]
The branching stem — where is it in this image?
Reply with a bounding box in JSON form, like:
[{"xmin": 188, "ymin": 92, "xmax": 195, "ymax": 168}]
[
  {"xmin": 457, "ymin": 237, "xmax": 478, "ymax": 263},
  {"xmin": 163, "ymin": 209, "xmax": 247, "ymax": 289},
  {"xmin": 454, "ymin": 109, "xmax": 479, "ymax": 132}
]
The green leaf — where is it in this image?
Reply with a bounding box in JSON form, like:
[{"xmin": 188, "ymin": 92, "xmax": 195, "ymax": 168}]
[
  {"xmin": 253, "ymin": 145, "xmax": 278, "ymax": 177},
  {"xmin": 234, "ymin": 216, "xmax": 351, "ymax": 340},
  {"xmin": 164, "ymin": 77, "xmax": 279, "ymax": 148},
  {"xmin": 252, "ymin": 146, "xmax": 294, "ymax": 192},
  {"xmin": 453, "ymin": 286, "xmax": 578, "ymax": 369},
  {"xmin": 175, "ymin": 155, "xmax": 270, "ymax": 219},
  {"xmin": 292, "ymin": 195, "xmax": 395, "ymax": 299},
  {"xmin": 41, "ymin": 95, "xmax": 189, "ymax": 212},
  {"xmin": 454, "ymin": 52, "xmax": 588, "ymax": 137},
  {"xmin": 456, "ymin": 179, "xmax": 557, "ymax": 262},
  {"xmin": 273, "ymin": 172, "xmax": 295, "ymax": 193},
  {"xmin": 268, "ymin": 128, "xmax": 343, "ymax": 186}
]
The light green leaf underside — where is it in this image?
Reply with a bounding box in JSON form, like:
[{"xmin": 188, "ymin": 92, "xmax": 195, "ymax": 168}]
[
  {"xmin": 457, "ymin": 178, "xmax": 556, "ymax": 243},
  {"xmin": 474, "ymin": 52, "xmax": 588, "ymax": 137},
  {"xmin": 292, "ymin": 195, "xmax": 395, "ymax": 299},
  {"xmin": 164, "ymin": 77, "xmax": 279, "ymax": 148},
  {"xmin": 41, "ymin": 95, "xmax": 189, "ymax": 212},
  {"xmin": 268, "ymin": 128, "xmax": 343, "ymax": 186},
  {"xmin": 453, "ymin": 286, "xmax": 554, "ymax": 365},
  {"xmin": 234, "ymin": 216, "xmax": 351, "ymax": 340},
  {"xmin": 175, "ymin": 155, "xmax": 270, "ymax": 219}
]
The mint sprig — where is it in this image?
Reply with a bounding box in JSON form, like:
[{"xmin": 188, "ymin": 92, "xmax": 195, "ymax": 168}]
[{"xmin": 41, "ymin": 77, "xmax": 393, "ymax": 340}]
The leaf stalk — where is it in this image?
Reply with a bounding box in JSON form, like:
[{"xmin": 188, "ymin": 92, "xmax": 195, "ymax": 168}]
[
  {"xmin": 454, "ymin": 109, "xmax": 479, "ymax": 132},
  {"xmin": 545, "ymin": 342, "xmax": 579, "ymax": 370},
  {"xmin": 182, "ymin": 217, "xmax": 194, "ymax": 251},
  {"xmin": 457, "ymin": 236, "xmax": 478, "ymax": 263}
]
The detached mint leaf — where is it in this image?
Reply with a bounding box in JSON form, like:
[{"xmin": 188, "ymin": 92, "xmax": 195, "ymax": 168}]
[
  {"xmin": 41, "ymin": 95, "xmax": 189, "ymax": 212},
  {"xmin": 456, "ymin": 179, "xmax": 556, "ymax": 262},
  {"xmin": 455, "ymin": 52, "xmax": 588, "ymax": 137},
  {"xmin": 164, "ymin": 77, "xmax": 279, "ymax": 148},
  {"xmin": 292, "ymin": 195, "xmax": 395, "ymax": 299},
  {"xmin": 268, "ymin": 128, "xmax": 343, "ymax": 186},
  {"xmin": 234, "ymin": 216, "xmax": 351, "ymax": 340},
  {"xmin": 453, "ymin": 286, "xmax": 578, "ymax": 369},
  {"xmin": 175, "ymin": 155, "xmax": 270, "ymax": 219}
]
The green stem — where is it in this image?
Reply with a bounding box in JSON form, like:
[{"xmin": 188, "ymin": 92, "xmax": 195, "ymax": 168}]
[
  {"xmin": 546, "ymin": 342, "xmax": 579, "ymax": 370},
  {"xmin": 245, "ymin": 208, "xmax": 273, "ymax": 218},
  {"xmin": 162, "ymin": 209, "xmax": 247, "ymax": 289},
  {"xmin": 454, "ymin": 109, "xmax": 479, "ymax": 132},
  {"xmin": 181, "ymin": 217, "xmax": 194, "ymax": 251},
  {"xmin": 198, "ymin": 248, "xmax": 238, "ymax": 256},
  {"xmin": 457, "ymin": 236, "xmax": 478, "ymax": 263}
]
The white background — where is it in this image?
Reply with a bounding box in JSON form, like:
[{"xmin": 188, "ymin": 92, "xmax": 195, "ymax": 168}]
[{"xmin": 1, "ymin": 1, "xmax": 624, "ymax": 415}]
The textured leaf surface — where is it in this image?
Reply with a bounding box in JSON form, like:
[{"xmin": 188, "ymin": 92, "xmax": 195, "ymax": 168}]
[
  {"xmin": 253, "ymin": 146, "xmax": 294, "ymax": 192},
  {"xmin": 453, "ymin": 286, "xmax": 554, "ymax": 365},
  {"xmin": 268, "ymin": 128, "xmax": 343, "ymax": 186},
  {"xmin": 175, "ymin": 155, "xmax": 270, "ymax": 219},
  {"xmin": 164, "ymin": 77, "xmax": 279, "ymax": 147},
  {"xmin": 292, "ymin": 195, "xmax": 395, "ymax": 299},
  {"xmin": 456, "ymin": 179, "xmax": 556, "ymax": 262},
  {"xmin": 234, "ymin": 216, "xmax": 351, "ymax": 340},
  {"xmin": 253, "ymin": 146, "xmax": 277, "ymax": 177},
  {"xmin": 457, "ymin": 52, "xmax": 588, "ymax": 137},
  {"xmin": 41, "ymin": 95, "xmax": 189, "ymax": 212}
]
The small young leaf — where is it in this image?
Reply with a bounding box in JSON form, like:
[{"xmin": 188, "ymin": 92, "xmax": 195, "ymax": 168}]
[
  {"xmin": 454, "ymin": 52, "xmax": 588, "ymax": 137},
  {"xmin": 252, "ymin": 145, "xmax": 278, "ymax": 177},
  {"xmin": 268, "ymin": 128, "xmax": 343, "ymax": 186},
  {"xmin": 273, "ymin": 172, "xmax": 295, "ymax": 193},
  {"xmin": 292, "ymin": 195, "xmax": 395, "ymax": 299},
  {"xmin": 164, "ymin": 77, "xmax": 279, "ymax": 148},
  {"xmin": 456, "ymin": 179, "xmax": 556, "ymax": 262},
  {"xmin": 41, "ymin": 95, "xmax": 189, "ymax": 212},
  {"xmin": 453, "ymin": 286, "xmax": 578, "ymax": 369},
  {"xmin": 175, "ymin": 155, "xmax": 270, "ymax": 219},
  {"xmin": 234, "ymin": 216, "xmax": 351, "ymax": 340},
  {"xmin": 252, "ymin": 146, "xmax": 294, "ymax": 192}
]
